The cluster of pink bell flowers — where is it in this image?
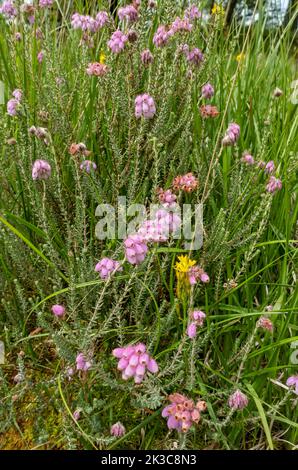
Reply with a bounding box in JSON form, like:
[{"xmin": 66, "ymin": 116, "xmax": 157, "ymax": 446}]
[
  {"xmin": 112, "ymin": 343, "xmax": 158, "ymax": 384},
  {"xmin": 241, "ymin": 152, "xmax": 282, "ymax": 194}
]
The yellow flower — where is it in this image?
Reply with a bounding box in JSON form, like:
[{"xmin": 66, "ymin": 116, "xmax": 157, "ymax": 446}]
[
  {"xmin": 99, "ymin": 52, "xmax": 106, "ymax": 64},
  {"xmin": 236, "ymin": 52, "xmax": 245, "ymax": 64},
  {"xmin": 174, "ymin": 255, "xmax": 196, "ymax": 300},
  {"xmin": 175, "ymin": 255, "xmax": 196, "ymax": 274},
  {"xmin": 211, "ymin": 3, "xmax": 225, "ymax": 16}
]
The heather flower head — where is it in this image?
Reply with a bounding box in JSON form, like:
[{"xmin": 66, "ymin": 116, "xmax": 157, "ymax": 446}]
[
  {"xmin": 12, "ymin": 89, "xmax": 22, "ymax": 101},
  {"xmin": 201, "ymin": 83, "xmax": 214, "ymax": 99},
  {"xmin": 137, "ymin": 219, "xmax": 168, "ymax": 243},
  {"xmin": 79, "ymin": 160, "xmax": 97, "ymax": 173},
  {"xmin": 118, "ymin": 5, "xmax": 139, "ymax": 23},
  {"xmin": 200, "ymin": 104, "xmax": 219, "ymax": 118},
  {"xmin": 170, "ymin": 17, "xmax": 193, "ymax": 34},
  {"xmin": 266, "ymin": 176, "xmax": 282, "ymax": 193},
  {"xmin": 112, "ymin": 343, "xmax": 158, "ymax": 384},
  {"xmin": 157, "ymin": 188, "xmax": 177, "ymax": 207},
  {"xmin": 51, "ymin": 304, "xmax": 65, "ymax": 317},
  {"xmin": 241, "ymin": 151, "xmax": 255, "ymax": 165},
  {"xmin": 265, "ymin": 160, "xmax": 275, "ymax": 174},
  {"xmin": 110, "ymin": 422, "xmax": 126, "ymax": 437},
  {"xmin": 127, "ymin": 30, "xmax": 138, "ymax": 43},
  {"xmin": 187, "ymin": 266, "xmax": 209, "ymax": 285},
  {"xmin": 71, "ymin": 13, "xmax": 99, "ymax": 33},
  {"xmin": 108, "ymin": 30, "xmax": 128, "ymax": 53},
  {"xmin": 153, "ymin": 26, "xmax": 170, "ymax": 48},
  {"xmin": 222, "ymin": 122, "xmax": 240, "ymax": 146},
  {"xmin": 76, "ymin": 353, "xmax": 91, "ymax": 371},
  {"xmin": 95, "ymin": 11, "xmax": 109, "ymax": 28},
  {"xmin": 95, "ymin": 258, "xmax": 122, "ymax": 279},
  {"xmin": 185, "ymin": 4, "xmax": 202, "ymax": 21},
  {"xmin": 187, "ymin": 310, "xmax": 207, "ymax": 339},
  {"xmin": 39, "ymin": 0, "xmax": 53, "ymax": 7},
  {"xmin": 0, "ymin": 1, "xmax": 17, "ymax": 18},
  {"xmin": 135, "ymin": 94, "xmax": 156, "ymax": 119},
  {"xmin": 228, "ymin": 390, "xmax": 249, "ymax": 410},
  {"xmin": 37, "ymin": 51, "xmax": 44, "ymax": 63},
  {"xmin": 186, "ymin": 48, "xmax": 204, "ymax": 66},
  {"xmin": 69, "ymin": 142, "xmax": 91, "ymax": 157},
  {"xmin": 257, "ymin": 316, "xmax": 273, "ymax": 333},
  {"xmin": 7, "ymin": 98, "xmax": 20, "ymax": 116},
  {"xmin": 172, "ymin": 173, "xmax": 198, "ymax": 192},
  {"xmin": 124, "ymin": 234, "xmax": 148, "ymax": 265},
  {"xmin": 32, "ymin": 159, "xmax": 51, "ymax": 180},
  {"xmin": 141, "ymin": 49, "xmax": 154, "ymax": 66},
  {"xmin": 162, "ymin": 393, "xmax": 207, "ymax": 432},
  {"xmin": 286, "ymin": 375, "xmax": 298, "ymax": 395},
  {"xmin": 73, "ymin": 410, "xmax": 81, "ymax": 421},
  {"xmin": 86, "ymin": 62, "xmax": 108, "ymax": 76},
  {"xmin": 15, "ymin": 32, "xmax": 22, "ymax": 41},
  {"xmin": 29, "ymin": 126, "xmax": 49, "ymax": 145}
]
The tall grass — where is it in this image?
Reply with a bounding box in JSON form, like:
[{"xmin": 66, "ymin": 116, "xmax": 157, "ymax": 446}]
[{"xmin": 0, "ymin": 0, "xmax": 297, "ymax": 450}]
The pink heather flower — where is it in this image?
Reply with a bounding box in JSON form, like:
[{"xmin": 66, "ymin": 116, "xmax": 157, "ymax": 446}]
[
  {"xmin": 110, "ymin": 422, "xmax": 126, "ymax": 437},
  {"xmin": 185, "ymin": 4, "xmax": 202, "ymax": 21},
  {"xmin": 108, "ymin": 30, "xmax": 128, "ymax": 53},
  {"xmin": 137, "ymin": 219, "xmax": 168, "ymax": 243},
  {"xmin": 95, "ymin": 11, "xmax": 109, "ymax": 28},
  {"xmin": 228, "ymin": 390, "xmax": 249, "ymax": 410},
  {"xmin": 79, "ymin": 160, "xmax": 97, "ymax": 173},
  {"xmin": 154, "ymin": 208, "xmax": 181, "ymax": 235},
  {"xmin": 7, "ymin": 98, "xmax": 20, "ymax": 116},
  {"xmin": 118, "ymin": 4, "xmax": 139, "ymax": 23},
  {"xmin": 172, "ymin": 173, "xmax": 198, "ymax": 192},
  {"xmin": 71, "ymin": 13, "xmax": 100, "ymax": 33},
  {"xmin": 135, "ymin": 94, "xmax": 156, "ymax": 119},
  {"xmin": 15, "ymin": 32, "xmax": 22, "ymax": 41},
  {"xmin": 73, "ymin": 410, "xmax": 81, "ymax": 421},
  {"xmin": 157, "ymin": 188, "xmax": 177, "ymax": 207},
  {"xmin": 32, "ymin": 159, "xmax": 51, "ymax": 180},
  {"xmin": 222, "ymin": 122, "xmax": 240, "ymax": 146},
  {"xmin": 112, "ymin": 343, "xmax": 158, "ymax": 383},
  {"xmin": 266, "ymin": 176, "xmax": 282, "ymax": 193},
  {"xmin": 187, "ymin": 265, "xmax": 209, "ymax": 285},
  {"xmin": 265, "ymin": 160, "xmax": 275, "ymax": 174},
  {"xmin": 141, "ymin": 49, "xmax": 154, "ymax": 66},
  {"xmin": 153, "ymin": 25, "xmax": 169, "ymax": 47},
  {"xmin": 76, "ymin": 353, "xmax": 91, "ymax": 371},
  {"xmin": 39, "ymin": 0, "xmax": 53, "ymax": 7},
  {"xmin": 187, "ymin": 311, "xmax": 206, "ymax": 339},
  {"xmin": 162, "ymin": 393, "xmax": 207, "ymax": 433},
  {"xmin": 12, "ymin": 89, "xmax": 22, "ymax": 101},
  {"xmin": 0, "ymin": 1, "xmax": 17, "ymax": 18},
  {"xmin": 28, "ymin": 15, "xmax": 35, "ymax": 24},
  {"xmin": 187, "ymin": 322, "xmax": 197, "ymax": 339},
  {"xmin": 170, "ymin": 17, "xmax": 193, "ymax": 34},
  {"xmin": 51, "ymin": 304, "xmax": 65, "ymax": 317},
  {"xmin": 192, "ymin": 310, "xmax": 206, "ymax": 326},
  {"xmin": 37, "ymin": 50, "xmax": 44, "ymax": 63},
  {"xmin": 86, "ymin": 62, "xmax": 108, "ymax": 76},
  {"xmin": 286, "ymin": 375, "xmax": 298, "ymax": 395},
  {"xmin": 186, "ymin": 48, "xmax": 204, "ymax": 66},
  {"xmin": 201, "ymin": 83, "xmax": 214, "ymax": 99},
  {"xmin": 257, "ymin": 316, "xmax": 273, "ymax": 333},
  {"xmin": 124, "ymin": 234, "xmax": 148, "ymax": 265},
  {"xmin": 241, "ymin": 152, "xmax": 254, "ymax": 165},
  {"xmin": 95, "ymin": 258, "xmax": 122, "ymax": 279}
]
